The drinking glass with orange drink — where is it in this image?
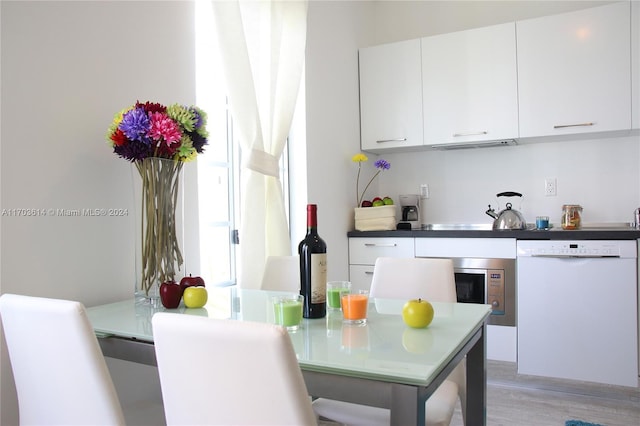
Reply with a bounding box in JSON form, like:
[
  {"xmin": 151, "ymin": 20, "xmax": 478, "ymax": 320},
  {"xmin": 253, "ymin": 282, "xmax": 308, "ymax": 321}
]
[{"xmin": 341, "ymin": 290, "xmax": 369, "ymax": 325}]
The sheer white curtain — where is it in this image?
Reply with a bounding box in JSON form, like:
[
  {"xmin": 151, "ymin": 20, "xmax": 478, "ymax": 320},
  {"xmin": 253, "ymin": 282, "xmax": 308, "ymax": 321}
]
[{"xmin": 211, "ymin": 0, "xmax": 308, "ymax": 288}]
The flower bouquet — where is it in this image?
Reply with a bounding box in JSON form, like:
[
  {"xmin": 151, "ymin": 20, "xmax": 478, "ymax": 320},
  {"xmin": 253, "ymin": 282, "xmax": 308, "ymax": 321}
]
[
  {"xmin": 352, "ymin": 153, "xmax": 396, "ymax": 231},
  {"xmin": 106, "ymin": 101, "xmax": 208, "ymax": 300}
]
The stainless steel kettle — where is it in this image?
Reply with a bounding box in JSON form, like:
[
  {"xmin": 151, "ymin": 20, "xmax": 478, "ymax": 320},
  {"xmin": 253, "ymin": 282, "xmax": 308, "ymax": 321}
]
[{"xmin": 485, "ymin": 192, "xmax": 527, "ymax": 230}]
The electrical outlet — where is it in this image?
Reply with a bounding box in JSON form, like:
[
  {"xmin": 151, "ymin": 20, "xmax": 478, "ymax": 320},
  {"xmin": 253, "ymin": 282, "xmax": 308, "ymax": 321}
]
[
  {"xmin": 545, "ymin": 178, "xmax": 557, "ymax": 196},
  {"xmin": 420, "ymin": 184, "xmax": 429, "ymax": 199}
]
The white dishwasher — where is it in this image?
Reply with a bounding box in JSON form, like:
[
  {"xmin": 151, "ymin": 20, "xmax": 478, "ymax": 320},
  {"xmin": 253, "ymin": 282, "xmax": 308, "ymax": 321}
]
[{"xmin": 517, "ymin": 240, "xmax": 638, "ymax": 387}]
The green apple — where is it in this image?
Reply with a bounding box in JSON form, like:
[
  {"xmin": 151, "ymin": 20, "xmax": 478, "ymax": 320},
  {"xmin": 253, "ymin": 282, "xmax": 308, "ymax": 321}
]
[
  {"xmin": 383, "ymin": 196, "xmax": 394, "ymax": 205},
  {"xmin": 402, "ymin": 298, "xmax": 434, "ymax": 328},
  {"xmin": 372, "ymin": 199, "xmax": 385, "ymax": 207},
  {"xmin": 183, "ymin": 286, "xmax": 208, "ymax": 308}
]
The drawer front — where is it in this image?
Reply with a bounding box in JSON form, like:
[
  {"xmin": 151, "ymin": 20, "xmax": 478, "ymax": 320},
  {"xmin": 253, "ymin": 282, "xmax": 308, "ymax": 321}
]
[
  {"xmin": 415, "ymin": 238, "xmax": 516, "ymax": 259},
  {"xmin": 349, "ymin": 237, "xmax": 415, "ymax": 265},
  {"xmin": 349, "ymin": 265, "xmax": 375, "ymax": 292}
]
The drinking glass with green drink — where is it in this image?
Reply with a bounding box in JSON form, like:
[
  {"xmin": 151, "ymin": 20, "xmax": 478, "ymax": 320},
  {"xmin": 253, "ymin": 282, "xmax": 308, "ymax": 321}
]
[
  {"xmin": 272, "ymin": 294, "xmax": 304, "ymax": 331},
  {"xmin": 326, "ymin": 281, "xmax": 351, "ymax": 311}
]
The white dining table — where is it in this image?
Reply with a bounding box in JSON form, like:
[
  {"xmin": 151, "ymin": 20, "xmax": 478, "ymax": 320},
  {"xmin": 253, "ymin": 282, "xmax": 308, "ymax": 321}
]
[{"xmin": 87, "ymin": 287, "xmax": 491, "ymax": 426}]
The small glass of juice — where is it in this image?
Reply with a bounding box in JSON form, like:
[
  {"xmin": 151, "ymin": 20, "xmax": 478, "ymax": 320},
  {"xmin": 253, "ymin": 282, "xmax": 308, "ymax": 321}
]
[
  {"xmin": 341, "ymin": 290, "xmax": 369, "ymax": 325},
  {"xmin": 272, "ymin": 294, "xmax": 304, "ymax": 331},
  {"xmin": 326, "ymin": 281, "xmax": 351, "ymax": 310}
]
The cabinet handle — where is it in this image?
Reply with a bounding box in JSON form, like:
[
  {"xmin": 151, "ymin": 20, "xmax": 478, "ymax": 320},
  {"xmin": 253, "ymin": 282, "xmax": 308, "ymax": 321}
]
[
  {"xmin": 452, "ymin": 131, "xmax": 488, "ymax": 137},
  {"xmin": 365, "ymin": 271, "xmax": 374, "ymax": 275},
  {"xmin": 553, "ymin": 122, "xmax": 595, "ymax": 129},
  {"xmin": 364, "ymin": 243, "xmax": 397, "ymax": 247},
  {"xmin": 376, "ymin": 138, "xmax": 407, "ymax": 144}
]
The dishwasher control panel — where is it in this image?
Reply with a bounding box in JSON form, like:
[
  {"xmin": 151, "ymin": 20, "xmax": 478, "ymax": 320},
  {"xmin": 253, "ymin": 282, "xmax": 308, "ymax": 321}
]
[{"xmin": 517, "ymin": 241, "xmax": 636, "ymax": 258}]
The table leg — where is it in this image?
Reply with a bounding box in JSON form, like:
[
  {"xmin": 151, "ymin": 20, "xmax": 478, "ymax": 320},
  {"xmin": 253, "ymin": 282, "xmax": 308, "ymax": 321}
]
[
  {"xmin": 390, "ymin": 383, "xmax": 424, "ymax": 426},
  {"xmin": 466, "ymin": 323, "xmax": 487, "ymax": 426}
]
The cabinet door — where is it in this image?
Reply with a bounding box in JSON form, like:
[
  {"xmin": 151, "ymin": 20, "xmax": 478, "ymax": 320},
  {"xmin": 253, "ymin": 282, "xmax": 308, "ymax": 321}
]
[
  {"xmin": 517, "ymin": 2, "xmax": 631, "ymax": 138},
  {"xmin": 422, "ymin": 23, "xmax": 518, "ymax": 147},
  {"xmin": 359, "ymin": 39, "xmax": 423, "ymax": 152}
]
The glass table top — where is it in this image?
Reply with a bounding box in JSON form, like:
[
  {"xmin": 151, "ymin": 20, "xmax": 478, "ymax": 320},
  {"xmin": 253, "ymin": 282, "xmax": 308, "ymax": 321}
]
[{"xmin": 87, "ymin": 287, "xmax": 491, "ymax": 387}]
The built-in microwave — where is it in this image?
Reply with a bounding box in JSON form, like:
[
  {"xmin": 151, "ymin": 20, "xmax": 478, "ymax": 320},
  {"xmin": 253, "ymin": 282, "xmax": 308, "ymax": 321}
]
[{"xmin": 451, "ymin": 257, "xmax": 516, "ymax": 327}]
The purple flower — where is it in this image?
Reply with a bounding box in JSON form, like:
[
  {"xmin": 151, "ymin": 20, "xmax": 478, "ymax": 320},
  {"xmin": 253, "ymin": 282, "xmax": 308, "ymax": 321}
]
[
  {"xmin": 113, "ymin": 139, "xmax": 151, "ymax": 162},
  {"xmin": 191, "ymin": 108, "xmax": 203, "ymax": 128},
  {"xmin": 374, "ymin": 159, "xmax": 391, "ymax": 170},
  {"xmin": 119, "ymin": 107, "xmax": 151, "ymax": 143},
  {"xmin": 189, "ymin": 131, "xmax": 208, "ymax": 153}
]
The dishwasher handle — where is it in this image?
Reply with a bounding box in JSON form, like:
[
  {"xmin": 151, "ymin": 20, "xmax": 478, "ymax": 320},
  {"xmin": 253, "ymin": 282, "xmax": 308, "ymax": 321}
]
[{"xmin": 530, "ymin": 254, "xmax": 621, "ymax": 259}]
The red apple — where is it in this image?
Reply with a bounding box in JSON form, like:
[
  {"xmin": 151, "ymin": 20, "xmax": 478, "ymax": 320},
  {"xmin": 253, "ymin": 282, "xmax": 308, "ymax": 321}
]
[
  {"xmin": 180, "ymin": 274, "xmax": 205, "ymax": 293},
  {"xmin": 361, "ymin": 200, "xmax": 373, "ymax": 207},
  {"xmin": 160, "ymin": 280, "xmax": 182, "ymax": 309}
]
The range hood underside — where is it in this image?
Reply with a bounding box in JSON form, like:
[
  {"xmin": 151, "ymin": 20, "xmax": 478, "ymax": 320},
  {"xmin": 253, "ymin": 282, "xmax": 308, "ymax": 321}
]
[{"xmin": 429, "ymin": 139, "xmax": 518, "ymax": 150}]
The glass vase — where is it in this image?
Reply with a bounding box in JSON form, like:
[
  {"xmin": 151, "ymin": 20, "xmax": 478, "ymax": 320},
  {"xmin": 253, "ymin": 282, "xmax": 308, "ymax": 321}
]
[{"xmin": 133, "ymin": 157, "xmax": 185, "ymax": 305}]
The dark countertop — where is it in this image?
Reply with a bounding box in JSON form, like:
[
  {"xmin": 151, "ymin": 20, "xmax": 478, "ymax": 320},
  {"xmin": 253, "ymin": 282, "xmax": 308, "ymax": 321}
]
[{"xmin": 348, "ymin": 225, "xmax": 640, "ymax": 240}]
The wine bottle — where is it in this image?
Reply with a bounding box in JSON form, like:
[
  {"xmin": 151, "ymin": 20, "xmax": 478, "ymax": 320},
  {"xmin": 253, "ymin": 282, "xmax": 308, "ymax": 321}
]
[{"xmin": 298, "ymin": 204, "xmax": 327, "ymax": 319}]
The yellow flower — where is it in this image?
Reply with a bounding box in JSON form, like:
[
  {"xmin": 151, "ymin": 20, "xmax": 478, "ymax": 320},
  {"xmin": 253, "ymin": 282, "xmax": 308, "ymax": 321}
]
[
  {"xmin": 352, "ymin": 152, "xmax": 391, "ymax": 207},
  {"xmin": 352, "ymin": 153, "xmax": 368, "ymax": 163}
]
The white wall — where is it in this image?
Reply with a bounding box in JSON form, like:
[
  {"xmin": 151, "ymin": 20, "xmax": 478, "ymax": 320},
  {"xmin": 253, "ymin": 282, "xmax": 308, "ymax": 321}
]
[
  {"xmin": 370, "ymin": 0, "xmax": 616, "ymax": 44},
  {"xmin": 0, "ymin": 1, "xmax": 197, "ymax": 423},
  {"xmin": 381, "ymin": 136, "xmax": 640, "ymax": 225},
  {"xmin": 305, "ymin": 0, "xmax": 374, "ymax": 280}
]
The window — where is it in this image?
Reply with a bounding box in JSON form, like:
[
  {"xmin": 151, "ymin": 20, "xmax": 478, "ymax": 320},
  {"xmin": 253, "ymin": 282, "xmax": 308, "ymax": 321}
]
[
  {"xmin": 195, "ymin": 1, "xmax": 293, "ymax": 286},
  {"xmin": 195, "ymin": 1, "xmax": 236, "ymax": 286}
]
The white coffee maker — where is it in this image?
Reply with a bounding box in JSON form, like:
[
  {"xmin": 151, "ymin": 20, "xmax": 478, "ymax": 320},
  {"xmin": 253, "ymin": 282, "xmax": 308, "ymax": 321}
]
[{"xmin": 398, "ymin": 194, "xmax": 421, "ymax": 229}]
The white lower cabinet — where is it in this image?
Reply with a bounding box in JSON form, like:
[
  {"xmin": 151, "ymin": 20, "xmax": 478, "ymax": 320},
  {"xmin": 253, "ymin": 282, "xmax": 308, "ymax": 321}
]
[
  {"xmin": 348, "ymin": 237, "xmax": 415, "ymax": 292},
  {"xmin": 348, "ymin": 265, "xmax": 375, "ymax": 293},
  {"xmin": 487, "ymin": 325, "xmax": 517, "ymax": 363}
]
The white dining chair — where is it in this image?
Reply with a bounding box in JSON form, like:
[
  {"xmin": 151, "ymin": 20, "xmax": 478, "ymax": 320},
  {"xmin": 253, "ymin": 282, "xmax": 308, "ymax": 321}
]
[
  {"xmin": 152, "ymin": 312, "xmax": 318, "ymax": 425},
  {"xmin": 0, "ymin": 293, "xmax": 126, "ymax": 425},
  {"xmin": 260, "ymin": 255, "xmax": 300, "ymax": 292},
  {"xmin": 313, "ymin": 257, "xmax": 466, "ymax": 426}
]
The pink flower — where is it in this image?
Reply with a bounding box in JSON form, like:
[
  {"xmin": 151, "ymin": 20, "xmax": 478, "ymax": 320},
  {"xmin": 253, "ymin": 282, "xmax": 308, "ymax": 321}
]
[{"xmin": 148, "ymin": 112, "xmax": 182, "ymax": 147}]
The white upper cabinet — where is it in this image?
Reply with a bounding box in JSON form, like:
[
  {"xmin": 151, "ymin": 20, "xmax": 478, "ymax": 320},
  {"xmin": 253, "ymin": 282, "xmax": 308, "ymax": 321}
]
[
  {"xmin": 516, "ymin": 2, "xmax": 632, "ymax": 138},
  {"xmin": 422, "ymin": 23, "xmax": 519, "ymax": 148},
  {"xmin": 359, "ymin": 39, "xmax": 423, "ymax": 152}
]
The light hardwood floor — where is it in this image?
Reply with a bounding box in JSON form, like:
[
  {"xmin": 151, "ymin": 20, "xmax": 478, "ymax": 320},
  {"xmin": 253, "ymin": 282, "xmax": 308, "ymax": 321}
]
[
  {"xmin": 319, "ymin": 360, "xmax": 639, "ymax": 426},
  {"xmin": 449, "ymin": 361, "xmax": 639, "ymax": 426}
]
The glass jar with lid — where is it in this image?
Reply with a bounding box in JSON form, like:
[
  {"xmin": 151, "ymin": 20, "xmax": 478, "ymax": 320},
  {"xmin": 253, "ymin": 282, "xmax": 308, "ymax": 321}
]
[{"xmin": 561, "ymin": 204, "xmax": 582, "ymax": 230}]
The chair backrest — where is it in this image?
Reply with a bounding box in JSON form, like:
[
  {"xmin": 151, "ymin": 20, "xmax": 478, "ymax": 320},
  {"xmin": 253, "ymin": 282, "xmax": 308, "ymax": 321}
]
[
  {"xmin": 260, "ymin": 255, "xmax": 300, "ymax": 292},
  {"xmin": 0, "ymin": 293, "xmax": 125, "ymax": 426},
  {"xmin": 152, "ymin": 312, "xmax": 317, "ymax": 426},
  {"xmin": 369, "ymin": 257, "xmax": 457, "ymax": 302}
]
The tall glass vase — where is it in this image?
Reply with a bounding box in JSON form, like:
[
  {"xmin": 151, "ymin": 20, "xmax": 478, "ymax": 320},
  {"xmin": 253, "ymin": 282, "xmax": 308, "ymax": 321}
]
[{"xmin": 133, "ymin": 157, "xmax": 185, "ymax": 305}]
